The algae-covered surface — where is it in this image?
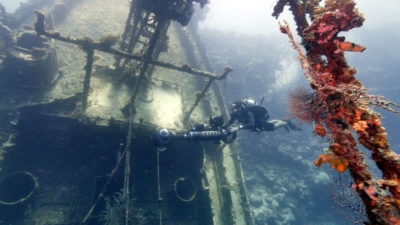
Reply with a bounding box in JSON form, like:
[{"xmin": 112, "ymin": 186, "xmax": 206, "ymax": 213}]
[{"xmin": 1, "ymin": 0, "xmax": 250, "ymax": 225}]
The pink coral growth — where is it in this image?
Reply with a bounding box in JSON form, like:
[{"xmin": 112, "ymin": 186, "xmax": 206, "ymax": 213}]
[
  {"xmin": 276, "ymin": 0, "xmax": 400, "ymax": 224},
  {"xmin": 287, "ymin": 86, "xmax": 314, "ymax": 122}
]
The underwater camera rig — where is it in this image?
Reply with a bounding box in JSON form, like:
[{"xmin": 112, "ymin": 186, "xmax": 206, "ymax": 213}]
[{"xmin": 153, "ymin": 116, "xmax": 237, "ymax": 147}]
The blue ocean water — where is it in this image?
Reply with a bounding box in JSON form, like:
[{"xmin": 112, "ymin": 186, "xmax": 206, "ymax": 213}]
[
  {"xmin": 1, "ymin": 0, "xmax": 28, "ymax": 13},
  {"xmin": 198, "ymin": 1, "xmax": 400, "ymax": 224}
]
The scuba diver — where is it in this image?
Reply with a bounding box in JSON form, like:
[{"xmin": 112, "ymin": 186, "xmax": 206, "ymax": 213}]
[
  {"xmin": 153, "ymin": 97, "xmax": 300, "ymax": 147},
  {"xmin": 223, "ymin": 97, "xmax": 301, "ymax": 133}
]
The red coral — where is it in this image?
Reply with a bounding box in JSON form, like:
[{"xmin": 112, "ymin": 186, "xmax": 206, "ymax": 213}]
[
  {"xmin": 314, "ymin": 123, "xmax": 327, "ymax": 137},
  {"xmin": 314, "ymin": 153, "xmax": 349, "ymax": 172},
  {"xmin": 276, "ymin": 0, "xmax": 400, "ymax": 224},
  {"xmin": 352, "ymin": 120, "xmax": 368, "ymax": 132}
]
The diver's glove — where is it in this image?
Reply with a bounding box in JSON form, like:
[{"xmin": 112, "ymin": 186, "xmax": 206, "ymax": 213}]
[
  {"xmin": 228, "ymin": 126, "xmax": 240, "ymax": 132},
  {"xmin": 238, "ymin": 124, "xmax": 253, "ymax": 130}
]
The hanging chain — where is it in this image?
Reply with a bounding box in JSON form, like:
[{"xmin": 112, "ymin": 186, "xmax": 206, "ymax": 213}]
[
  {"xmin": 80, "ymin": 107, "xmax": 133, "ymax": 224},
  {"xmin": 124, "ymin": 106, "xmax": 133, "ymax": 225},
  {"xmin": 157, "ymin": 147, "xmax": 165, "ymax": 225}
]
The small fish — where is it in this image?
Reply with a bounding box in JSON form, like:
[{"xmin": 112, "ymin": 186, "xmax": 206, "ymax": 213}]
[{"xmin": 339, "ymin": 41, "xmax": 366, "ymax": 52}]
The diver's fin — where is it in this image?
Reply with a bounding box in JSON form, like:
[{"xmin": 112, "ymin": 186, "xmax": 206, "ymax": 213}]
[{"xmin": 285, "ymin": 120, "xmax": 302, "ymax": 131}]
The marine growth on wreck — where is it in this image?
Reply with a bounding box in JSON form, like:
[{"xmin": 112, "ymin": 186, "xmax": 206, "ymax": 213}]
[
  {"xmin": 0, "ymin": 0, "xmax": 257, "ymax": 225},
  {"xmin": 274, "ymin": 0, "xmax": 400, "ymax": 224}
]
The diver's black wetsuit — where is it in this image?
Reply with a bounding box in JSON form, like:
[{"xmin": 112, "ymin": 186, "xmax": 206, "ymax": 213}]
[{"xmin": 224, "ymin": 104, "xmax": 275, "ymax": 132}]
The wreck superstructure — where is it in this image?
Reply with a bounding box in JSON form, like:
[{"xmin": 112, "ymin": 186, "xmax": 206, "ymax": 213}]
[{"xmin": 0, "ymin": 0, "xmax": 253, "ymax": 224}]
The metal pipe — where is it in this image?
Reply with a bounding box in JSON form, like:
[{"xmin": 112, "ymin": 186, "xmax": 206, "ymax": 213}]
[
  {"xmin": 81, "ymin": 48, "xmax": 94, "ymax": 112},
  {"xmin": 34, "ymin": 11, "xmax": 230, "ymax": 80},
  {"xmin": 184, "ymin": 66, "xmax": 233, "ymax": 122}
]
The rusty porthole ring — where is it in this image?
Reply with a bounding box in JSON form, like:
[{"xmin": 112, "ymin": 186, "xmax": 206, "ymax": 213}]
[
  {"xmin": 173, "ymin": 177, "xmax": 197, "ymax": 202},
  {"xmin": 0, "ymin": 171, "xmax": 39, "ymax": 205}
]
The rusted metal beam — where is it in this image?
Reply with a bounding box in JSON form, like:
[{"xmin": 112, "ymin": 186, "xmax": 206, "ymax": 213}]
[
  {"xmin": 34, "ymin": 11, "xmax": 230, "ymax": 80},
  {"xmin": 184, "ymin": 66, "xmax": 233, "ymax": 122},
  {"xmin": 81, "ymin": 48, "xmax": 94, "ymax": 112}
]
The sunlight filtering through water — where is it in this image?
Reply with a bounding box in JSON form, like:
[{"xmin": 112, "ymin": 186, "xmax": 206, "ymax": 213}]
[{"xmin": 1, "ymin": 0, "xmax": 28, "ymax": 13}]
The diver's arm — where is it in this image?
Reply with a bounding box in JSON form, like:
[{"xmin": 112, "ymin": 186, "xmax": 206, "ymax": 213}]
[
  {"xmin": 223, "ymin": 116, "xmax": 236, "ymax": 129},
  {"xmin": 240, "ymin": 112, "xmax": 255, "ymax": 130}
]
